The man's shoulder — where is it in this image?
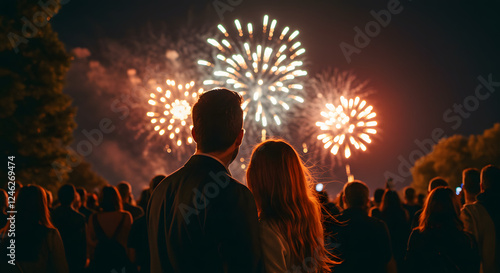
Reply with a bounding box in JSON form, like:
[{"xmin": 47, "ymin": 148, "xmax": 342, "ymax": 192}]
[
  {"xmin": 461, "ymin": 202, "xmax": 490, "ymax": 219},
  {"xmin": 461, "ymin": 202, "xmax": 487, "ymax": 213},
  {"xmin": 52, "ymin": 206, "xmax": 84, "ymax": 221}
]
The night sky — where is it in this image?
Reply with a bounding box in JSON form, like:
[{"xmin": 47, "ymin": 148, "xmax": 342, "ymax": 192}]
[{"xmin": 49, "ymin": 0, "xmax": 500, "ymax": 197}]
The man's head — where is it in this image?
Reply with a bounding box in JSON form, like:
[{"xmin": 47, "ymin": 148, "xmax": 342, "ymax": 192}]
[
  {"xmin": 428, "ymin": 177, "xmax": 448, "ymax": 192},
  {"xmin": 462, "ymin": 168, "xmax": 480, "ymax": 203},
  {"xmin": 481, "ymin": 165, "xmax": 500, "ymax": 192},
  {"xmin": 343, "ymin": 180, "xmax": 370, "ymax": 210},
  {"xmin": 58, "ymin": 184, "xmax": 76, "ymax": 207},
  {"xmin": 404, "ymin": 186, "xmax": 416, "ymax": 204},
  {"xmin": 191, "ymin": 88, "xmax": 243, "ymax": 159},
  {"xmin": 117, "ymin": 181, "xmax": 132, "ymax": 204}
]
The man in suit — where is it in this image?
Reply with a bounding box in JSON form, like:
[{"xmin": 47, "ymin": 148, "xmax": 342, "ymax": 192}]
[{"xmin": 148, "ymin": 88, "xmax": 263, "ymax": 273}]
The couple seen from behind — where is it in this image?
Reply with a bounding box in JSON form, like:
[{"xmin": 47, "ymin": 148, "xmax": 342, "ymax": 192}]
[{"xmin": 147, "ymin": 88, "xmax": 335, "ymax": 273}]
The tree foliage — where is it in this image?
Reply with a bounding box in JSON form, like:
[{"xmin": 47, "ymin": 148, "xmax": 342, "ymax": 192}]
[
  {"xmin": 0, "ymin": 0, "xmax": 105, "ymax": 192},
  {"xmin": 411, "ymin": 123, "xmax": 500, "ymax": 192},
  {"xmin": 66, "ymin": 157, "xmax": 107, "ymax": 192}
]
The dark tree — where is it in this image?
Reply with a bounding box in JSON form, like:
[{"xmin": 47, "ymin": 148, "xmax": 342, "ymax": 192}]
[
  {"xmin": 412, "ymin": 123, "xmax": 500, "ymax": 192},
  {"xmin": 0, "ymin": 0, "xmax": 104, "ymax": 192}
]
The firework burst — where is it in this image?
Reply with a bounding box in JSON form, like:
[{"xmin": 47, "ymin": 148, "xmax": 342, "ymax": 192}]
[
  {"xmin": 304, "ymin": 69, "xmax": 377, "ymax": 163},
  {"xmin": 316, "ymin": 95, "xmax": 377, "ymax": 159},
  {"xmin": 146, "ymin": 79, "xmax": 203, "ymax": 153},
  {"xmin": 198, "ymin": 15, "xmax": 308, "ymax": 137}
]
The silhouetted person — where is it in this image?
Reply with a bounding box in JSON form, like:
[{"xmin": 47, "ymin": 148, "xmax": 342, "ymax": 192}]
[
  {"xmin": 461, "ymin": 165, "xmax": 500, "ymax": 273},
  {"xmin": 402, "ymin": 186, "xmax": 421, "ymax": 225},
  {"xmin": 0, "ymin": 185, "xmax": 68, "ymax": 273},
  {"xmin": 319, "ymin": 190, "xmax": 340, "ymax": 217},
  {"xmin": 86, "ymin": 192, "xmax": 99, "ymax": 211},
  {"xmin": 417, "ymin": 193, "xmax": 426, "ymax": 207},
  {"xmin": 76, "ymin": 187, "xmax": 94, "ymax": 222},
  {"xmin": 51, "ymin": 184, "xmax": 87, "ymax": 273},
  {"xmin": 88, "ymin": 186, "xmax": 134, "ymax": 273},
  {"xmin": 335, "ymin": 191, "xmax": 345, "ymax": 213},
  {"xmin": 406, "ymin": 187, "xmax": 479, "ymax": 273},
  {"xmin": 0, "ymin": 189, "xmax": 7, "ymax": 229},
  {"xmin": 247, "ymin": 140, "xmax": 336, "ymax": 272},
  {"xmin": 369, "ymin": 188, "xmax": 385, "ymax": 219},
  {"xmin": 329, "ymin": 181, "xmax": 396, "ymax": 273},
  {"xmin": 148, "ymin": 88, "xmax": 263, "ymax": 273},
  {"xmin": 462, "ymin": 168, "xmax": 481, "ymax": 205},
  {"xmin": 117, "ymin": 181, "xmax": 144, "ymax": 221},
  {"xmin": 137, "ymin": 188, "xmax": 150, "ymax": 213},
  {"xmin": 380, "ymin": 190, "xmax": 410, "ymax": 272},
  {"xmin": 149, "ymin": 174, "xmax": 166, "ymax": 192},
  {"xmin": 411, "ymin": 177, "xmax": 449, "ymax": 229},
  {"xmin": 128, "ymin": 174, "xmax": 166, "ymax": 273}
]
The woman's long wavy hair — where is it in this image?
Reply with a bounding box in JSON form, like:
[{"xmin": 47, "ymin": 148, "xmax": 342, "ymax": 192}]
[
  {"xmin": 247, "ymin": 139, "xmax": 334, "ymax": 272},
  {"xmin": 0, "ymin": 185, "xmax": 55, "ymax": 260},
  {"xmin": 418, "ymin": 187, "xmax": 463, "ymax": 232}
]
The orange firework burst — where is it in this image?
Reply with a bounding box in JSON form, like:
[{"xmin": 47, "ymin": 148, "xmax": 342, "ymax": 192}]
[
  {"xmin": 146, "ymin": 79, "xmax": 203, "ymax": 151},
  {"xmin": 316, "ymin": 95, "xmax": 377, "ymax": 159}
]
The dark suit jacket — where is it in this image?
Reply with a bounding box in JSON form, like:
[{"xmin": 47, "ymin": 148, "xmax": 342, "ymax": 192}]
[{"xmin": 147, "ymin": 155, "xmax": 263, "ymax": 273}]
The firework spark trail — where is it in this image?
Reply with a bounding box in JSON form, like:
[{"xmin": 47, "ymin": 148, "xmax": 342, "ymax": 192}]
[
  {"xmin": 199, "ymin": 15, "xmax": 308, "ymax": 138},
  {"xmin": 146, "ymin": 79, "xmax": 203, "ymax": 153}
]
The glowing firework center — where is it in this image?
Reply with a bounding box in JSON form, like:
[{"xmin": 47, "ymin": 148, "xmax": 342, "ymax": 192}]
[
  {"xmin": 147, "ymin": 80, "xmax": 203, "ymax": 148},
  {"xmin": 199, "ymin": 15, "xmax": 307, "ymax": 136},
  {"xmin": 169, "ymin": 100, "xmax": 191, "ymax": 121},
  {"xmin": 316, "ymin": 96, "xmax": 377, "ymax": 159}
]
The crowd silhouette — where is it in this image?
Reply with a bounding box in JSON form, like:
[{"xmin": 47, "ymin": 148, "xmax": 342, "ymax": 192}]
[{"xmin": 0, "ymin": 88, "xmax": 499, "ymax": 273}]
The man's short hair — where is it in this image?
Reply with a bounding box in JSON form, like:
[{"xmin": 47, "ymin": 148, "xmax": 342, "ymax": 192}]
[
  {"xmin": 462, "ymin": 168, "xmax": 481, "ymax": 195},
  {"xmin": 481, "ymin": 165, "xmax": 500, "ymax": 192},
  {"xmin": 428, "ymin": 177, "xmax": 448, "ymax": 192},
  {"xmin": 404, "ymin": 186, "xmax": 416, "ymax": 201},
  {"xmin": 192, "ymin": 88, "xmax": 243, "ymax": 153},
  {"xmin": 58, "ymin": 184, "xmax": 76, "ymax": 206},
  {"xmin": 343, "ymin": 181, "xmax": 369, "ymax": 209}
]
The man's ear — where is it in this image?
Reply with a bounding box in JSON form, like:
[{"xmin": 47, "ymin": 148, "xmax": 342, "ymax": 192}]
[
  {"xmin": 235, "ymin": 128, "xmax": 244, "ymax": 147},
  {"xmin": 191, "ymin": 127, "xmax": 198, "ymax": 143}
]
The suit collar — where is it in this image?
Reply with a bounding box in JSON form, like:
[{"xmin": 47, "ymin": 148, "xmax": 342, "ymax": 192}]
[{"xmin": 186, "ymin": 154, "xmax": 230, "ymax": 175}]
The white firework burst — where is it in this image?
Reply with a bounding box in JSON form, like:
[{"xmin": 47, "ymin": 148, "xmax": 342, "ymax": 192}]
[{"xmin": 198, "ymin": 15, "xmax": 307, "ymax": 137}]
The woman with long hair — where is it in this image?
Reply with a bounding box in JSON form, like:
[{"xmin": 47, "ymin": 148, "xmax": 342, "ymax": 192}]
[
  {"xmin": 246, "ymin": 139, "xmax": 335, "ymax": 273},
  {"xmin": 87, "ymin": 185, "xmax": 134, "ymax": 273},
  {"xmin": 379, "ymin": 190, "xmax": 410, "ymax": 272},
  {"xmin": 406, "ymin": 187, "xmax": 479, "ymax": 273},
  {"xmin": 0, "ymin": 185, "xmax": 68, "ymax": 273}
]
